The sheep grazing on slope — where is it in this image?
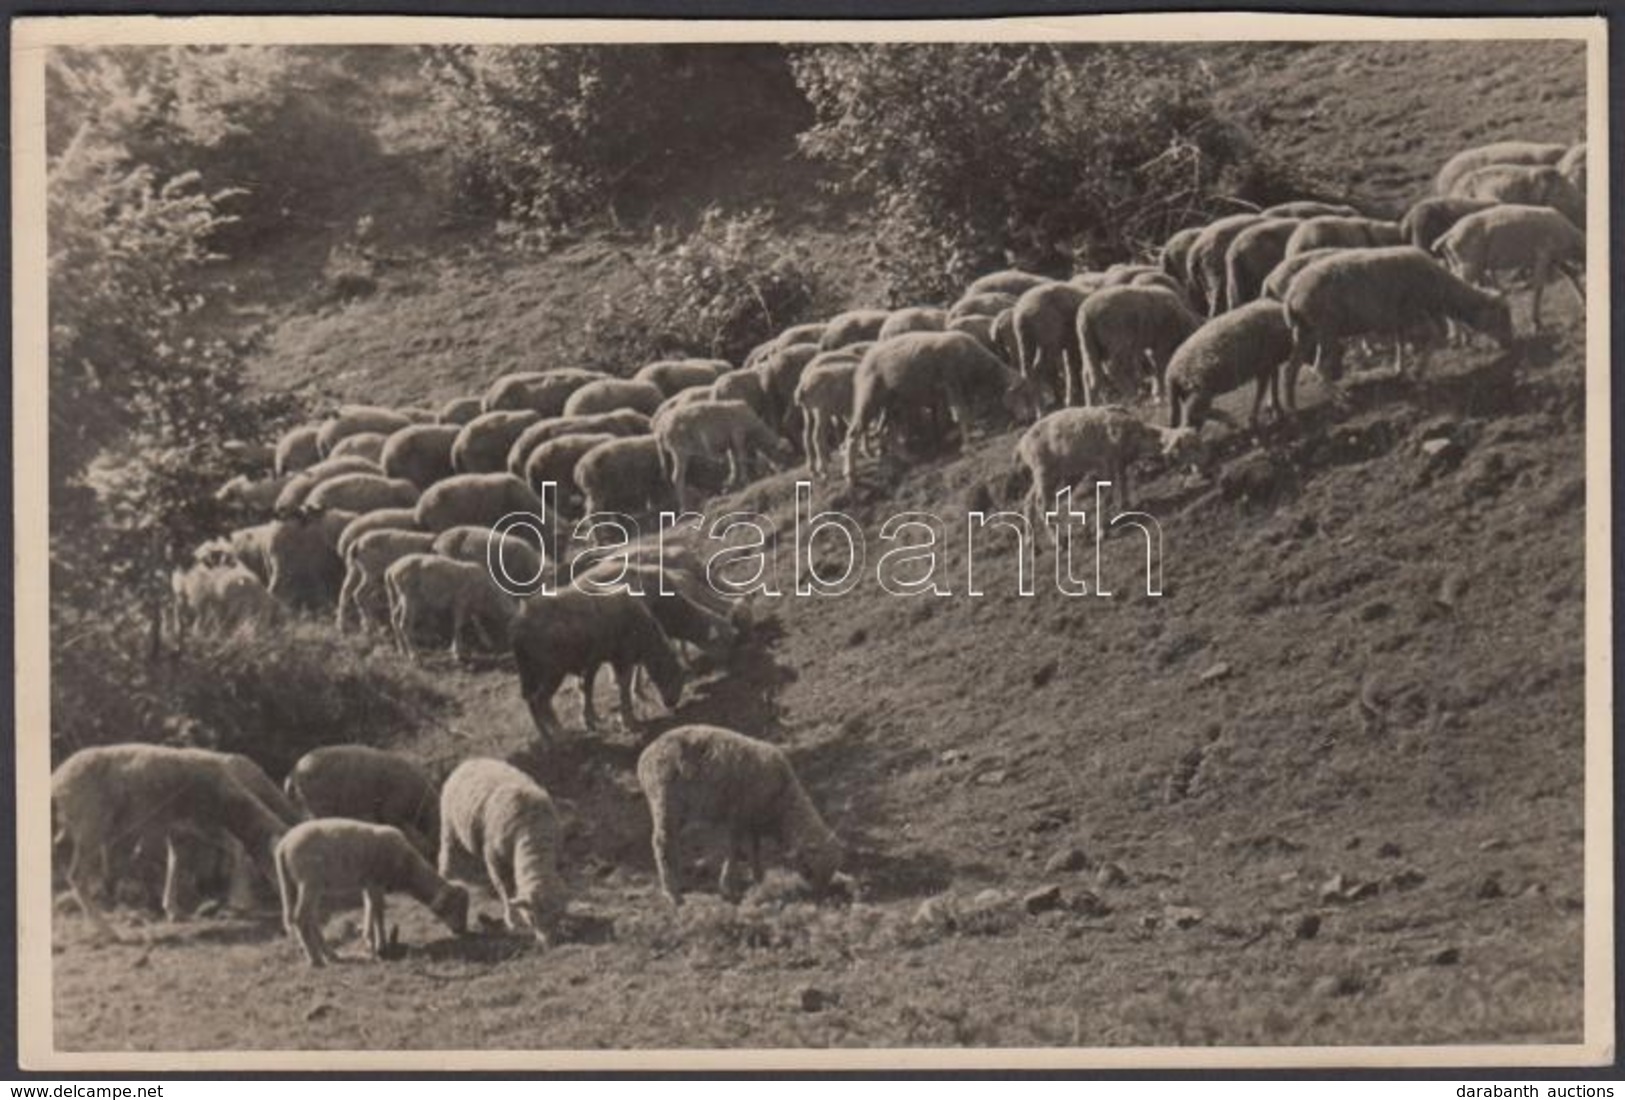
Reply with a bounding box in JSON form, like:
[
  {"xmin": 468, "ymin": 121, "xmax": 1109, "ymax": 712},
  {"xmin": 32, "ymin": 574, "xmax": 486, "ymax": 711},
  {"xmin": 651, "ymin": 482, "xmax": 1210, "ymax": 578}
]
[
  {"xmin": 317, "ymin": 407, "xmax": 414, "ymax": 458},
  {"xmin": 432, "ymin": 525, "xmax": 548, "ymax": 588},
  {"xmin": 1399, "ymin": 196, "xmax": 1498, "ymax": 253},
  {"xmin": 637, "ymin": 724, "xmax": 845, "ymax": 906},
  {"xmin": 562, "ymin": 378, "xmax": 666, "ymax": 419},
  {"xmin": 1015, "ymin": 406, "xmax": 1201, "ymax": 529},
  {"xmin": 267, "ymin": 507, "xmax": 357, "ymax": 610},
  {"xmin": 523, "ymin": 432, "xmax": 619, "ymax": 513},
  {"xmin": 171, "ymin": 561, "xmax": 281, "ymax": 639},
  {"xmin": 509, "ymin": 587, "xmax": 685, "ymax": 745},
  {"xmin": 575, "ymin": 559, "xmax": 738, "ymax": 655},
  {"xmin": 1011, "ymin": 282, "xmax": 1089, "ymax": 409},
  {"xmin": 947, "ymin": 292, "xmax": 1019, "ymax": 323},
  {"xmin": 819, "ymin": 309, "xmax": 892, "ymax": 350},
  {"xmin": 437, "ymin": 395, "xmax": 484, "ymax": 426},
  {"xmin": 384, "ymin": 553, "xmax": 519, "ymax": 663},
  {"xmin": 1100, "ymin": 263, "xmax": 1160, "ymax": 288},
  {"xmin": 328, "ymin": 431, "xmax": 389, "ymax": 464},
  {"xmin": 336, "ymin": 507, "xmax": 419, "ymax": 561},
  {"xmin": 1434, "ymin": 204, "xmax": 1586, "ymax": 331},
  {"xmin": 755, "ymin": 343, "xmax": 823, "ymax": 432},
  {"xmin": 572, "ymin": 435, "xmax": 676, "ymax": 521},
  {"xmin": 654, "ymin": 399, "xmax": 794, "ymax": 509},
  {"xmin": 1283, "ymin": 216, "xmax": 1404, "ymax": 258},
  {"xmin": 506, "ymin": 409, "xmax": 652, "ymax": 477},
  {"xmin": 274, "ymin": 425, "xmax": 322, "ymax": 477},
  {"xmin": 634, "ymin": 358, "xmax": 729, "ymax": 398},
  {"xmin": 1159, "ymin": 226, "xmax": 1203, "ymax": 289},
  {"xmin": 1282, "ymin": 247, "xmax": 1514, "ymax": 407},
  {"xmin": 215, "ymin": 473, "xmax": 291, "ymax": 520},
  {"xmin": 1433, "ymin": 140, "xmax": 1568, "ymax": 196},
  {"xmin": 877, "ymin": 306, "xmax": 948, "ymax": 342},
  {"xmin": 1451, "ymin": 163, "xmax": 1584, "ymax": 228},
  {"xmin": 276, "ymin": 819, "xmax": 468, "ymax": 967},
  {"xmin": 273, "ymin": 455, "xmax": 382, "ymax": 513},
  {"xmin": 228, "ymin": 522, "xmax": 276, "ymax": 585},
  {"xmin": 794, "ymin": 352, "xmax": 863, "ymax": 478},
  {"xmin": 710, "ymin": 366, "xmax": 774, "ymax": 425},
  {"xmin": 1186, "ymin": 213, "xmax": 1266, "ymax": 316},
  {"xmin": 1165, "ymin": 299, "xmax": 1297, "ymax": 431},
  {"xmin": 965, "ymin": 269, "xmax": 1051, "ymax": 297},
  {"xmin": 414, "ymin": 473, "xmax": 550, "ymax": 543},
  {"xmin": 1260, "ymin": 248, "xmax": 1345, "ymax": 302},
  {"xmin": 381, "ymin": 423, "xmax": 461, "ymax": 490},
  {"xmin": 452, "ymin": 410, "xmax": 543, "ymax": 475},
  {"xmin": 284, "ymin": 745, "xmax": 442, "ymax": 860},
  {"xmin": 437, "ymin": 758, "xmax": 568, "ymax": 943},
  {"xmin": 53, "ymin": 744, "xmax": 293, "ymax": 940},
  {"xmin": 1261, "ymin": 201, "xmax": 1360, "ymax": 219},
  {"xmin": 304, "ymin": 473, "xmax": 419, "ymax": 515},
  {"xmin": 336, "ymin": 529, "xmax": 438, "ymax": 633},
  {"xmin": 945, "ymin": 313, "xmax": 998, "ymax": 358},
  {"xmin": 1224, "ymin": 218, "xmax": 1302, "ymax": 311},
  {"xmin": 843, "ymin": 331, "xmax": 1038, "ymax": 483},
  {"xmin": 1075, "ymin": 285, "xmax": 1201, "ymax": 407},
  {"xmin": 482, "ymin": 368, "xmax": 607, "ymax": 417},
  {"xmin": 773, "ymin": 321, "xmax": 828, "ymax": 350}
]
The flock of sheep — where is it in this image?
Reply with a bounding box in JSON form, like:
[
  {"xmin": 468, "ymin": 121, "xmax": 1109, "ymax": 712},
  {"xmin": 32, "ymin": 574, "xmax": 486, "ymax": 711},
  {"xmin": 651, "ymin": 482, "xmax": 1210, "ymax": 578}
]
[{"xmin": 53, "ymin": 135, "xmax": 1586, "ymax": 966}]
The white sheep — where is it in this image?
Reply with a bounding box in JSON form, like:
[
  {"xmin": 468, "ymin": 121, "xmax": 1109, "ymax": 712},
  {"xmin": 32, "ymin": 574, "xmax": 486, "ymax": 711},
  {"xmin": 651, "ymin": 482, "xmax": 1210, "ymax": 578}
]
[
  {"xmin": 273, "ymin": 455, "xmax": 381, "ymax": 513},
  {"xmin": 1223, "ymin": 218, "xmax": 1301, "ymax": 311},
  {"xmin": 562, "ymin": 378, "xmax": 666, "ymax": 419},
  {"xmin": 964, "ymin": 269, "xmax": 1051, "ymax": 297},
  {"xmin": 275, "ymin": 818, "xmax": 469, "ymax": 967},
  {"xmin": 1011, "ymin": 282, "xmax": 1089, "ymax": 408},
  {"xmin": 384, "ymin": 552, "xmax": 519, "ymax": 663},
  {"xmin": 317, "ymin": 406, "xmax": 414, "ymax": 458},
  {"xmin": 274, "ymin": 424, "xmax": 322, "ymax": 477},
  {"xmin": 1261, "ymin": 201, "xmax": 1360, "ymax": 218},
  {"xmin": 574, "ymin": 435, "xmax": 675, "ymax": 520},
  {"xmin": 1164, "ymin": 299, "xmax": 1296, "ymax": 431},
  {"xmin": 304, "ymin": 472, "xmax": 419, "ymax": 515},
  {"xmin": 171, "ymin": 561, "xmax": 280, "ymax": 640},
  {"xmin": 1433, "ymin": 204, "xmax": 1585, "ymax": 331},
  {"xmin": 481, "ymin": 368, "xmax": 607, "ymax": 416},
  {"xmin": 1015, "ymin": 406, "xmax": 1201, "ymax": 532},
  {"xmin": 284, "ymin": 745, "xmax": 442, "ymax": 859},
  {"xmin": 215, "ymin": 473, "xmax": 291, "ymax": 519},
  {"xmin": 1557, "ymin": 142, "xmax": 1585, "ymax": 192},
  {"xmin": 438, "ymin": 758, "xmax": 568, "ymax": 943},
  {"xmin": 437, "ymin": 395, "xmax": 484, "ymax": 425},
  {"xmin": 452, "ymin": 410, "xmax": 543, "ymax": 475},
  {"xmin": 653, "ymin": 399, "xmax": 794, "ymax": 509},
  {"xmin": 1074, "ymin": 285, "xmax": 1201, "ymax": 407},
  {"xmin": 1283, "ymin": 216, "xmax": 1404, "ymax": 258},
  {"xmin": 793, "ymin": 352, "xmax": 863, "ymax": 478},
  {"xmin": 634, "ymin": 358, "xmax": 729, "ymax": 398},
  {"xmin": 336, "ymin": 528, "xmax": 438, "ymax": 633},
  {"xmin": 1433, "ymin": 140, "xmax": 1568, "ymax": 196},
  {"xmin": 637, "ymin": 724, "xmax": 846, "ymax": 906},
  {"xmin": 1451, "ymin": 163, "xmax": 1584, "ymax": 228},
  {"xmin": 1185, "ymin": 213, "xmax": 1267, "ymax": 316}
]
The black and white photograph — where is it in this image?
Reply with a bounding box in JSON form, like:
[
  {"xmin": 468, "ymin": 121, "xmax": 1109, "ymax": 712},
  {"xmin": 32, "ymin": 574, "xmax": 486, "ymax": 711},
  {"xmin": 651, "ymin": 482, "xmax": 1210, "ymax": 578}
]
[{"xmin": 12, "ymin": 13, "xmax": 1612, "ymax": 1071}]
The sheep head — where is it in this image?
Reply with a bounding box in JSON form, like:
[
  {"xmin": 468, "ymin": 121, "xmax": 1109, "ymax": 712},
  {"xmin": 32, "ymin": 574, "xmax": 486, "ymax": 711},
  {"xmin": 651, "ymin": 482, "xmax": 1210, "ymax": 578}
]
[{"xmin": 431, "ymin": 883, "xmax": 471, "ymax": 935}]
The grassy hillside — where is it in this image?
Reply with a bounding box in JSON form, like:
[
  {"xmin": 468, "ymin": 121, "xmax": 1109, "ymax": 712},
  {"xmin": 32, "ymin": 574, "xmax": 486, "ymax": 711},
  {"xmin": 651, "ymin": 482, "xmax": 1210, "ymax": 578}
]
[{"xmin": 53, "ymin": 39, "xmax": 1592, "ymax": 1052}]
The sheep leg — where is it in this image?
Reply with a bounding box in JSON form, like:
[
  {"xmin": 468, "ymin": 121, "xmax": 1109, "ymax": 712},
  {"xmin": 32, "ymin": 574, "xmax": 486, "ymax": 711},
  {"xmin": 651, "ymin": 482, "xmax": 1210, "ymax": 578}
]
[
  {"xmin": 719, "ymin": 830, "xmax": 749, "ymax": 902},
  {"xmin": 483, "ymin": 850, "xmax": 519, "ymax": 931},
  {"xmin": 292, "ymin": 885, "xmax": 327, "ymax": 967},
  {"xmin": 750, "ymin": 832, "xmax": 765, "ymax": 887},
  {"xmin": 944, "ymin": 382, "xmax": 973, "ymax": 452},
  {"xmin": 649, "ymin": 805, "xmax": 683, "ymax": 907},
  {"xmin": 615, "ymin": 662, "xmax": 643, "ymax": 729},
  {"xmin": 1559, "ymin": 262, "xmax": 1586, "ymax": 308},
  {"xmin": 335, "ymin": 569, "xmax": 358, "ymax": 634},
  {"xmin": 1530, "ymin": 257, "xmax": 1549, "ymax": 331},
  {"xmin": 66, "ymin": 837, "xmax": 118, "ymax": 942},
  {"xmin": 523, "ymin": 684, "xmax": 564, "ymax": 747},
  {"xmin": 162, "ymin": 834, "xmax": 187, "ymax": 922},
  {"xmin": 363, "ymin": 887, "xmax": 385, "ymax": 957},
  {"xmin": 578, "ymin": 667, "xmax": 602, "ymax": 731},
  {"xmin": 802, "ymin": 413, "xmax": 819, "ymax": 477}
]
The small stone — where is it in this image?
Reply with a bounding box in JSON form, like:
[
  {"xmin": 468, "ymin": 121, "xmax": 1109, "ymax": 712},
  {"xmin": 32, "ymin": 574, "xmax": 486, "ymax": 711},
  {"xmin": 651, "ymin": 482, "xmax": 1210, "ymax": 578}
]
[
  {"xmin": 1095, "ymin": 862, "xmax": 1129, "ymax": 888},
  {"xmin": 1346, "ymin": 836, "xmax": 1363, "ymax": 849},
  {"xmin": 1436, "ymin": 572, "xmax": 1469, "ymax": 609},
  {"xmin": 1356, "ymin": 600, "xmax": 1392, "ymax": 622},
  {"xmin": 1139, "ymin": 914, "xmax": 1160, "ymax": 930},
  {"xmin": 1377, "ymin": 842, "xmax": 1403, "ymax": 859},
  {"xmin": 846, "ymin": 628, "xmax": 867, "ymax": 647},
  {"xmin": 1199, "ymin": 662, "xmax": 1232, "ymax": 684},
  {"xmin": 305, "ymin": 1003, "xmax": 335, "ymax": 1022},
  {"xmin": 939, "ymin": 749, "xmax": 969, "ymax": 766},
  {"xmin": 1420, "ymin": 438, "xmax": 1455, "ymax": 457},
  {"xmin": 1031, "ymin": 660, "xmax": 1058, "ymax": 689},
  {"xmin": 1024, "ymin": 885, "xmax": 1064, "ymax": 915},
  {"xmin": 976, "ymin": 769, "xmax": 1009, "ymax": 786},
  {"xmin": 1319, "ymin": 874, "xmax": 1350, "ymax": 903},
  {"xmin": 1478, "ymin": 838, "xmax": 1507, "ymax": 852},
  {"xmin": 1164, "ymin": 905, "xmax": 1204, "ymax": 929},
  {"xmin": 1477, "ymin": 875, "xmax": 1505, "ymax": 900},
  {"xmin": 1313, "ymin": 973, "xmax": 1364, "ymax": 999},
  {"xmin": 1431, "ymin": 947, "xmax": 1461, "ymax": 966},
  {"xmin": 800, "ymin": 987, "xmax": 837, "ymax": 1012},
  {"xmin": 1045, "ymin": 847, "xmax": 1090, "ymax": 874},
  {"xmin": 1347, "ymin": 880, "xmax": 1380, "ymax": 902},
  {"xmin": 1294, "ymin": 913, "xmax": 1321, "ymax": 940}
]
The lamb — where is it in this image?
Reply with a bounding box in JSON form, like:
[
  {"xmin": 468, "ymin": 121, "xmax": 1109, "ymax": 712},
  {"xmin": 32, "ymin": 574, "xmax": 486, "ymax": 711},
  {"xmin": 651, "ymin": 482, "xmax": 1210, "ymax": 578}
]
[
  {"xmin": 562, "ymin": 378, "xmax": 666, "ymax": 418},
  {"xmin": 283, "ymin": 746, "xmax": 442, "ymax": 860},
  {"xmin": 505, "ymin": 409, "xmax": 651, "ymax": 476},
  {"xmin": 1260, "ymin": 247, "xmax": 1345, "ymax": 301},
  {"xmin": 1186, "ymin": 213, "xmax": 1266, "ymax": 316},
  {"xmin": 1283, "ymin": 216, "xmax": 1404, "ymax": 258},
  {"xmin": 1074, "ymin": 285, "xmax": 1201, "ymax": 407},
  {"xmin": 336, "ymin": 508, "xmax": 419, "ymax": 560},
  {"xmin": 637, "ymin": 724, "xmax": 844, "ymax": 906},
  {"xmin": 266, "ymin": 507, "xmax": 357, "ymax": 610},
  {"xmin": 877, "ymin": 306, "xmax": 948, "ymax": 342},
  {"xmin": 1451, "ymin": 163, "xmax": 1584, "ymax": 228},
  {"xmin": 336, "ymin": 528, "xmax": 438, "ymax": 633},
  {"xmin": 1399, "ymin": 196, "xmax": 1497, "ymax": 252},
  {"xmin": 755, "ymin": 343, "xmax": 823, "ymax": 431},
  {"xmin": 654, "ymin": 399, "xmax": 794, "ymax": 509},
  {"xmin": 437, "ymin": 758, "xmax": 568, "ymax": 943},
  {"xmin": 1165, "ymin": 299, "xmax": 1296, "ymax": 430},
  {"xmin": 947, "ymin": 292, "xmax": 1018, "ymax": 322},
  {"xmin": 843, "ymin": 331, "xmax": 1038, "ymax": 482},
  {"xmin": 1223, "ymin": 218, "xmax": 1301, "ymax": 310},
  {"xmin": 275, "ymin": 819, "xmax": 468, "ymax": 967},
  {"xmin": 171, "ymin": 561, "xmax": 281, "ymax": 639},
  {"xmin": 1261, "ymin": 201, "xmax": 1360, "ymax": 219},
  {"xmin": 634, "ymin": 358, "xmax": 729, "ymax": 397},
  {"xmin": 523, "ymin": 432, "xmax": 618, "ymax": 513},
  {"xmin": 793, "ymin": 352, "xmax": 863, "ymax": 478},
  {"xmin": 384, "ymin": 553, "xmax": 520, "ymax": 663},
  {"xmin": 452, "ymin": 410, "xmax": 543, "ymax": 474},
  {"xmin": 414, "ymin": 473, "xmax": 550, "ymax": 542},
  {"xmin": 965, "ymin": 270, "xmax": 1050, "ymax": 297},
  {"xmin": 710, "ymin": 366, "xmax": 774, "ymax": 424},
  {"xmin": 510, "ymin": 586, "xmax": 686, "ymax": 745},
  {"xmin": 437, "ymin": 395, "xmax": 484, "ymax": 425},
  {"xmin": 1016, "ymin": 406, "xmax": 1202, "ymax": 533},
  {"xmin": 53, "ymin": 744, "xmax": 293, "ymax": 940},
  {"xmin": 818, "ymin": 308, "xmax": 891, "ymax": 350},
  {"xmin": 381, "ymin": 423, "xmax": 461, "ymax": 490},
  {"xmin": 304, "ymin": 473, "xmax": 419, "ymax": 514},
  {"xmin": 316, "ymin": 407, "xmax": 414, "ymax": 458},
  {"xmin": 1433, "ymin": 140, "xmax": 1568, "ymax": 196},
  {"xmin": 215, "ymin": 473, "xmax": 291, "ymax": 519},
  {"xmin": 1159, "ymin": 226, "xmax": 1203, "ymax": 288},
  {"xmin": 482, "ymin": 368, "xmax": 607, "ymax": 416},
  {"xmin": 1282, "ymin": 246, "xmax": 1514, "ymax": 407},
  {"xmin": 1011, "ymin": 282, "xmax": 1089, "ymax": 408},
  {"xmin": 274, "ymin": 424, "xmax": 322, "ymax": 477},
  {"xmin": 273, "ymin": 455, "xmax": 382, "ymax": 513},
  {"xmin": 432, "ymin": 524, "xmax": 548, "ymax": 588},
  {"xmin": 574, "ymin": 435, "xmax": 676, "ymax": 519},
  {"xmin": 328, "ymin": 431, "xmax": 389, "ymax": 464},
  {"xmin": 228, "ymin": 522, "xmax": 276, "ymax": 585},
  {"xmin": 1557, "ymin": 142, "xmax": 1585, "ymax": 192},
  {"xmin": 1433, "ymin": 203, "xmax": 1586, "ymax": 331}
]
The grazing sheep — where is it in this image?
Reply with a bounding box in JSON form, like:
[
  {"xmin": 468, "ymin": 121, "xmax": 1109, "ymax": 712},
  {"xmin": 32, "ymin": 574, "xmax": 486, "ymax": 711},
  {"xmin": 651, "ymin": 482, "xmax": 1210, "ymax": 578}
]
[
  {"xmin": 1129, "ymin": 270, "xmax": 1192, "ymax": 305},
  {"xmin": 228, "ymin": 522, "xmax": 276, "ymax": 585},
  {"xmin": 1186, "ymin": 213, "xmax": 1266, "ymax": 316},
  {"xmin": 794, "ymin": 353, "xmax": 863, "ymax": 478},
  {"xmin": 655, "ymin": 399, "xmax": 794, "ymax": 509},
  {"xmin": 711, "ymin": 366, "xmax": 774, "ymax": 424},
  {"xmin": 574, "ymin": 560, "xmax": 737, "ymax": 658},
  {"xmin": 336, "ymin": 529, "xmax": 438, "ymax": 633},
  {"xmin": 336, "ymin": 508, "xmax": 419, "ymax": 561},
  {"xmin": 452, "ymin": 410, "xmax": 543, "ymax": 475},
  {"xmin": 1016, "ymin": 406, "xmax": 1201, "ymax": 529},
  {"xmin": 1434, "ymin": 140, "xmax": 1568, "ymax": 196},
  {"xmin": 171, "ymin": 562, "xmax": 281, "ymax": 639},
  {"xmin": 1284, "ymin": 216, "xmax": 1404, "ymax": 258},
  {"xmin": 1011, "ymin": 282, "xmax": 1089, "ymax": 407},
  {"xmin": 756, "ymin": 343, "xmax": 823, "ymax": 432},
  {"xmin": 283, "ymin": 746, "xmax": 441, "ymax": 860},
  {"xmin": 1100, "ymin": 263, "xmax": 1160, "ymax": 288},
  {"xmin": 215, "ymin": 473, "xmax": 291, "ymax": 519},
  {"xmin": 53, "ymin": 744, "xmax": 292, "ymax": 940},
  {"xmin": 1282, "ymin": 246, "xmax": 1514, "ymax": 407},
  {"xmin": 1557, "ymin": 142, "xmax": 1586, "ymax": 192},
  {"xmin": 1399, "ymin": 196, "xmax": 1498, "ymax": 252},
  {"xmin": 774, "ymin": 321, "xmax": 827, "ymax": 349},
  {"xmin": 437, "ymin": 395, "xmax": 484, "ymax": 425},
  {"xmin": 267, "ymin": 507, "xmax": 357, "ymax": 610},
  {"xmin": 637, "ymin": 724, "xmax": 844, "ymax": 906},
  {"xmin": 381, "ymin": 423, "xmax": 461, "ymax": 490},
  {"xmin": 482, "ymin": 369, "xmax": 607, "ymax": 416},
  {"xmin": 304, "ymin": 473, "xmax": 419, "ymax": 515},
  {"xmin": 1165, "ymin": 299, "xmax": 1296, "ymax": 430},
  {"xmin": 1261, "ymin": 201, "xmax": 1361, "ymax": 219},
  {"xmin": 1075, "ymin": 285, "xmax": 1201, "ymax": 406},
  {"xmin": 965, "ymin": 270, "xmax": 1050, "ymax": 297},
  {"xmin": 1069, "ymin": 272, "xmax": 1108, "ymax": 293},
  {"xmin": 274, "ymin": 425, "xmax": 322, "ymax": 477},
  {"xmin": 1434, "ymin": 204, "xmax": 1586, "ymax": 331},
  {"xmin": 574, "ymin": 436, "xmax": 675, "ymax": 519},
  {"xmin": 878, "ymin": 307, "xmax": 948, "ymax": 342},
  {"xmin": 1452, "ymin": 163, "xmax": 1585, "ymax": 228},
  {"xmin": 947, "ymin": 292, "xmax": 1018, "ymax": 323},
  {"xmin": 991, "ymin": 308, "xmax": 1019, "ymax": 368},
  {"xmin": 328, "ymin": 431, "xmax": 389, "ymax": 464},
  {"xmin": 273, "ymin": 455, "xmax": 383, "ymax": 513},
  {"xmin": 275, "ymin": 819, "xmax": 468, "ymax": 967},
  {"xmin": 946, "ymin": 313, "xmax": 998, "ymax": 357},
  {"xmin": 317, "ymin": 407, "xmax": 414, "ymax": 458},
  {"xmin": 437, "ymin": 758, "xmax": 567, "ymax": 943},
  {"xmin": 384, "ymin": 553, "xmax": 519, "ymax": 663},
  {"xmin": 1224, "ymin": 218, "xmax": 1301, "ymax": 310},
  {"xmin": 562, "ymin": 378, "xmax": 666, "ymax": 419},
  {"xmin": 432, "ymin": 524, "xmax": 548, "ymax": 588},
  {"xmin": 510, "ymin": 587, "xmax": 685, "ymax": 745},
  {"xmin": 1159, "ymin": 226, "xmax": 1203, "ymax": 288},
  {"xmin": 1260, "ymin": 247, "xmax": 1345, "ymax": 302},
  {"xmin": 523, "ymin": 432, "xmax": 618, "ymax": 512},
  {"xmin": 844, "ymin": 331, "xmax": 1038, "ymax": 481},
  {"xmin": 818, "ymin": 309, "xmax": 891, "ymax": 350},
  {"xmin": 506, "ymin": 409, "xmax": 652, "ymax": 477},
  {"xmin": 634, "ymin": 358, "xmax": 729, "ymax": 397},
  {"xmin": 415, "ymin": 473, "xmax": 550, "ymax": 542}
]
